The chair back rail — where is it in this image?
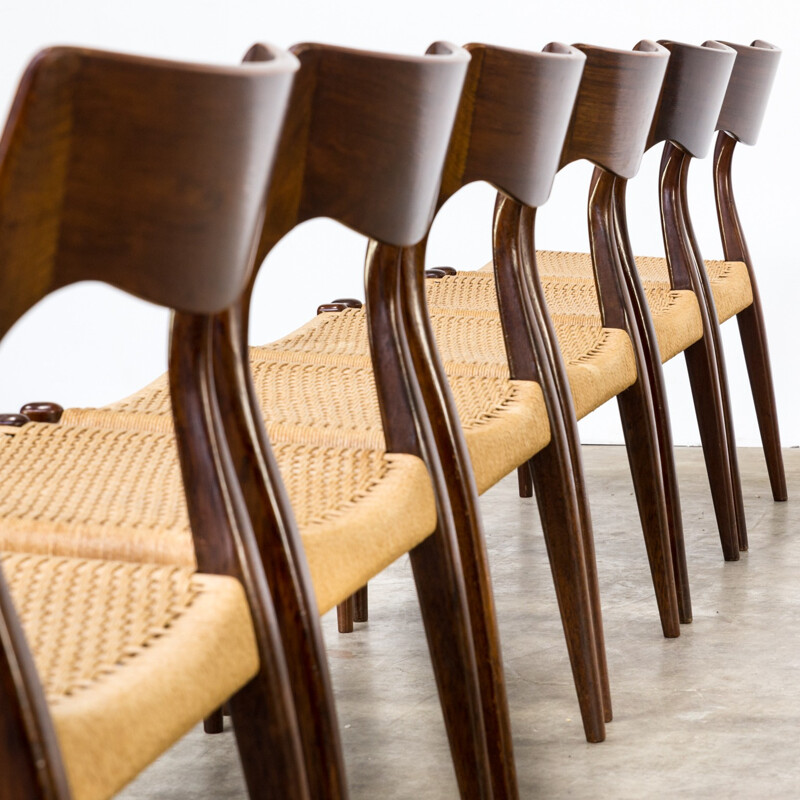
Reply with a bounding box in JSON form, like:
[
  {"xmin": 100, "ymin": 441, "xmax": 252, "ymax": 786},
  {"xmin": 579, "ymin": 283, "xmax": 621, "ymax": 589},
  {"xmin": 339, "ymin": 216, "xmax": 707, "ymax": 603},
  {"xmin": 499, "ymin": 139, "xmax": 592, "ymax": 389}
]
[
  {"xmin": 716, "ymin": 40, "xmax": 781, "ymax": 146},
  {"xmin": 0, "ymin": 45, "xmax": 308, "ymax": 799},
  {"xmin": 561, "ymin": 41, "xmax": 668, "ymax": 178},
  {"xmin": 649, "ymin": 41, "xmax": 736, "ymax": 158}
]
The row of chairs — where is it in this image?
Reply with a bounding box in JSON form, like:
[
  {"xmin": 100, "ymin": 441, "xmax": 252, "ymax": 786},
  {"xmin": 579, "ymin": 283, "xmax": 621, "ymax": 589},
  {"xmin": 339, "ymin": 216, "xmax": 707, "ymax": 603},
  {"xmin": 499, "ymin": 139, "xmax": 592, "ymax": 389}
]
[{"xmin": 0, "ymin": 35, "xmax": 782, "ymax": 800}]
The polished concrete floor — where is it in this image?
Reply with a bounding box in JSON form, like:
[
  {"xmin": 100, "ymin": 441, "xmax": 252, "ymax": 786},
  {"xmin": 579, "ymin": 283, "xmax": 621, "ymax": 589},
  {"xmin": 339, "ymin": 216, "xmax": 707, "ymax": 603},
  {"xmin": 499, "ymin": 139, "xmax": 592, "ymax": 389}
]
[{"xmin": 119, "ymin": 446, "xmax": 800, "ymax": 798}]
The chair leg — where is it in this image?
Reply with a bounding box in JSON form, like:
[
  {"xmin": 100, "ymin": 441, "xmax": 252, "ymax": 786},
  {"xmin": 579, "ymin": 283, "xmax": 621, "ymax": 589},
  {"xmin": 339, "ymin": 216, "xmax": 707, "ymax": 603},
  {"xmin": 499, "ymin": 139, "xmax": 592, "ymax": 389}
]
[
  {"xmin": 408, "ymin": 531, "xmax": 494, "ymax": 799},
  {"xmin": 336, "ymin": 596, "xmax": 354, "ymax": 633},
  {"xmin": 616, "ymin": 382, "xmax": 681, "ymax": 637},
  {"xmin": 204, "ymin": 706, "xmax": 224, "ymax": 734},
  {"xmin": 529, "ymin": 444, "xmax": 607, "ymax": 742},
  {"xmin": 737, "ymin": 300, "xmax": 788, "ymax": 502},
  {"xmin": 684, "ymin": 340, "xmax": 741, "ymax": 560},
  {"xmin": 687, "ymin": 259, "xmax": 749, "ymax": 551},
  {"xmin": 353, "ymin": 585, "xmax": 369, "ymax": 622},
  {"xmin": 230, "ymin": 676, "xmax": 312, "ymax": 800},
  {"xmin": 554, "ymin": 429, "xmax": 614, "ymax": 723},
  {"xmin": 517, "ymin": 463, "xmax": 533, "ymax": 497},
  {"xmin": 642, "ymin": 354, "xmax": 693, "ymax": 622}
]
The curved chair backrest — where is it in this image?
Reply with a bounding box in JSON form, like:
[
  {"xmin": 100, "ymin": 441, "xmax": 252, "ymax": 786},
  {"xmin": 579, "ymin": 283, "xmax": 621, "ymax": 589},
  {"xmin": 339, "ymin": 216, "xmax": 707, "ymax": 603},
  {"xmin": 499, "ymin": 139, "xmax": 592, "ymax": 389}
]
[
  {"xmin": 247, "ymin": 41, "xmax": 469, "ymax": 260},
  {"xmin": 716, "ymin": 40, "xmax": 781, "ymax": 146},
  {"xmin": 0, "ymin": 46, "xmax": 295, "ymax": 338},
  {"xmin": 0, "ymin": 45, "xmax": 301, "ymax": 799},
  {"xmin": 440, "ymin": 42, "xmax": 585, "ymax": 208},
  {"xmin": 649, "ymin": 40, "xmax": 736, "ymax": 157},
  {"xmin": 560, "ymin": 41, "xmax": 669, "ymax": 178}
]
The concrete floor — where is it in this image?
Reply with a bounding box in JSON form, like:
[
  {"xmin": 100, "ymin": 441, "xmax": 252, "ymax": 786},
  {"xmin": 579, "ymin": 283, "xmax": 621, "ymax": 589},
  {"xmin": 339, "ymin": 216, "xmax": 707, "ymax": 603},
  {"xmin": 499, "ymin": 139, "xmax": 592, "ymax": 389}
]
[{"xmin": 119, "ymin": 446, "xmax": 800, "ymax": 798}]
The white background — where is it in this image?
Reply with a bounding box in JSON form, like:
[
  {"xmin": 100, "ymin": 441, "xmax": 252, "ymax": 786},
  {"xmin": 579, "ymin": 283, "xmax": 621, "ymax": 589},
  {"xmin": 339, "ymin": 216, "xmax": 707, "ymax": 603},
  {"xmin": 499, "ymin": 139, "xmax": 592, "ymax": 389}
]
[{"xmin": 0, "ymin": 0, "xmax": 797, "ymax": 448}]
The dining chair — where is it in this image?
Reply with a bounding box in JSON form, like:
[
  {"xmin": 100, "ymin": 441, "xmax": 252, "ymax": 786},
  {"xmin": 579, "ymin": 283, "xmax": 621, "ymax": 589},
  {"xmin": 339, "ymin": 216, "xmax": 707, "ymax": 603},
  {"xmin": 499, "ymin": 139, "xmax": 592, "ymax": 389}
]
[
  {"xmin": 512, "ymin": 40, "xmax": 745, "ymax": 563},
  {"xmin": 706, "ymin": 41, "xmax": 784, "ymax": 502},
  {"xmin": 424, "ymin": 42, "xmax": 685, "ymax": 628},
  {"xmin": 0, "ymin": 44, "xmax": 311, "ymax": 799},
  {"xmin": 0, "ymin": 42, "xmax": 508, "ymax": 799},
  {"xmin": 239, "ymin": 41, "xmax": 607, "ymax": 745}
]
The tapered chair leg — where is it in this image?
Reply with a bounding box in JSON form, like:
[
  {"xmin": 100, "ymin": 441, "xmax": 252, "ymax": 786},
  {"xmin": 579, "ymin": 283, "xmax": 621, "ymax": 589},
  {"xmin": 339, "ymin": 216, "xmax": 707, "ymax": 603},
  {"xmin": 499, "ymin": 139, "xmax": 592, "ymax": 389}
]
[
  {"xmin": 337, "ymin": 596, "xmax": 354, "ymax": 633},
  {"xmin": 714, "ymin": 130, "xmax": 787, "ymax": 504},
  {"xmin": 616, "ymin": 381, "xmax": 682, "ymax": 637},
  {"xmin": 517, "ymin": 464, "xmax": 533, "ymax": 497},
  {"xmin": 353, "ymin": 585, "xmax": 369, "ymax": 622},
  {"xmin": 230, "ymin": 676, "xmax": 312, "ymax": 800},
  {"xmin": 684, "ymin": 340, "xmax": 741, "ymax": 560},
  {"xmin": 641, "ymin": 355, "xmax": 693, "ymax": 620},
  {"xmin": 529, "ymin": 443, "xmax": 606, "ymax": 742},
  {"xmin": 204, "ymin": 707, "xmax": 224, "ymax": 734},
  {"xmin": 408, "ymin": 532, "xmax": 494, "ymax": 800},
  {"xmin": 737, "ymin": 299, "xmax": 788, "ymax": 502}
]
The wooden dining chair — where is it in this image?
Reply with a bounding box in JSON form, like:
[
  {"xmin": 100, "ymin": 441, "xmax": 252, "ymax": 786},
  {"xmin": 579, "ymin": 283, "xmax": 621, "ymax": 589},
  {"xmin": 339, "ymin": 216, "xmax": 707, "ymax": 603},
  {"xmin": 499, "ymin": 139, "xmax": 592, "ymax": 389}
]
[
  {"xmin": 0, "ymin": 44, "xmax": 311, "ymax": 799},
  {"xmin": 424, "ymin": 42, "xmax": 685, "ymax": 629},
  {"xmin": 709, "ymin": 41, "xmax": 785, "ymax": 502},
  {"xmin": 519, "ymin": 41, "xmax": 745, "ymax": 565},
  {"xmin": 239, "ymin": 41, "xmax": 608, "ymax": 746},
  {"xmin": 0, "ymin": 42, "xmax": 509, "ymax": 799},
  {"xmin": 611, "ymin": 40, "xmax": 744, "ymax": 558}
]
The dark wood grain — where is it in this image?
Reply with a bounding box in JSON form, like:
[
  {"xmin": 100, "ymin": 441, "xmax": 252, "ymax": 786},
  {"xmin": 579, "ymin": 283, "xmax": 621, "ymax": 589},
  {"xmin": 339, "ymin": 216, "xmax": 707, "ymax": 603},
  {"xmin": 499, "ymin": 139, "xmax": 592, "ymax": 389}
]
[{"xmin": 0, "ymin": 44, "xmax": 309, "ymax": 799}]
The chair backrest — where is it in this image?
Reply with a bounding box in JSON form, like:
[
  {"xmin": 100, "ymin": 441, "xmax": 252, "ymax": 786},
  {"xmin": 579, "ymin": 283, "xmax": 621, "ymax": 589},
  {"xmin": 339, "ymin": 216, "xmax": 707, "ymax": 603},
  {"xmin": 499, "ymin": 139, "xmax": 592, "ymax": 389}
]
[
  {"xmin": 649, "ymin": 40, "xmax": 736, "ymax": 157},
  {"xmin": 246, "ymin": 41, "xmax": 470, "ymax": 260},
  {"xmin": 439, "ymin": 42, "xmax": 585, "ymax": 208},
  {"xmin": 0, "ymin": 44, "xmax": 300, "ymax": 799},
  {"xmin": 0, "ymin": 45, "xmax": 296, "ymax": 339},
  {"xmin": 560, "ymin": 41, "xmax": 669, "ymax": 178},
  {"xmin": 716, "ymin": 40, "xmax": 781, "ymax": 146}
]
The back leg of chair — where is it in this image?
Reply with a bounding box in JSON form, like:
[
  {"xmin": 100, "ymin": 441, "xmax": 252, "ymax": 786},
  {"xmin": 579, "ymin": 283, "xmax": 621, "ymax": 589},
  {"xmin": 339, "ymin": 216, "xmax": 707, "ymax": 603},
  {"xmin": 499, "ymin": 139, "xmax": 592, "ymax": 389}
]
[
  {"xmin": 736, "ymin": 299, "xmax": 787, "ymax": 502},
  {"xmin": 516, "ymin": 205, "xmax": 611, "ymax": 723},
  {"xmin": 714, "ymin": 131, "xmax": 787, "ymax": 502}
]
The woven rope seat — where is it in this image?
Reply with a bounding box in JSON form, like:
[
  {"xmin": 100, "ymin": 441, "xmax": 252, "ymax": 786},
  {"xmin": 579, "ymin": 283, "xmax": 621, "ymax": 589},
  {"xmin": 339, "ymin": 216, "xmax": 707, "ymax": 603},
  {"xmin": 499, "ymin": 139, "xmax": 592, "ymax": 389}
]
[
  {"xmin": 63, "ymin": 337, "xmax": 549, "ymax": 495},
  {"xmin": 1, "ymin": 551, "xmax": 258, "ymax": 800},
  {"xmin": 419, "ymin": 278, "xmax": 637, "ymax": 418},
  {"xmin": 248, "ymin": 307, "xmax": 637, "ymax": 420},
  {"xmin": 0, "ymin": 422, "xmax": 435, "ymax": 614},
  {"xmin": 444, "ymin": 252, "xmax": 706, "ymax": 363},
  {"xmin": 631, "ymin": 254, "xmax": 752, "ymax": 324}
]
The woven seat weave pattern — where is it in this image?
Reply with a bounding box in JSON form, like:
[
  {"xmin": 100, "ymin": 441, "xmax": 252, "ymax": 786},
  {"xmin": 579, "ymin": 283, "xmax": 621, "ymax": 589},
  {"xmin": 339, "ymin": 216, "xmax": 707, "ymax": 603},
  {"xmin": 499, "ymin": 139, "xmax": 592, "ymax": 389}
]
[
  {"xmin": 3, "ymin": 553, "xmax": 199, "ymax": 699},
  {"xmin": 634, "ymin": 254, "xmax": 753, "ymax": 323},
  {"xmin": 1, "ymin": 551, "xmax": 259, "ymax": 800},
  {"xmin": 0, "ymin": 422, "xmax": 436, "ymax": 614}
]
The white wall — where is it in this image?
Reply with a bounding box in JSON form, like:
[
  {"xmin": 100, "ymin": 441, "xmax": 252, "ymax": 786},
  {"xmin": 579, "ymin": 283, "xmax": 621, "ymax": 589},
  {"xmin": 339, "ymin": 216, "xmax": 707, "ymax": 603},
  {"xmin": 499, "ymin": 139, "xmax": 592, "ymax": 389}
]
[{"xmin": 0, "ymin": 0, "xmax": 797, "ymax": 447}]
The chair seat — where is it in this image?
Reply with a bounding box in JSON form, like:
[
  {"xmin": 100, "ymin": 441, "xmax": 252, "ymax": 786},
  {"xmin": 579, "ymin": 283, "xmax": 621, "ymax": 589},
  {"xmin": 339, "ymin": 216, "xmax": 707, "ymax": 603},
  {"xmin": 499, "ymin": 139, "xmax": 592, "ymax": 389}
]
[
  {"xmin": 2, "ymin": 551, "xmax": 259, "ymax": 800},
  {"xmin": 425, "ymin": 275, "xmax": 638, "ymax": 417},
  {"xmin": 435, "ymin": 252, "xmax": 705, "ymax": 363},
  {"xmin": 633, "ymin": 254, "xmax": 753, "ymax": 324},
  {"xmin": 64, "ymin": 342, "xmax": 550, "ymax": 496},
  {"xmin": 0, "ymin": 422, "xmax": 436, "ymax": 614}
]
